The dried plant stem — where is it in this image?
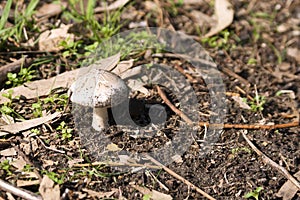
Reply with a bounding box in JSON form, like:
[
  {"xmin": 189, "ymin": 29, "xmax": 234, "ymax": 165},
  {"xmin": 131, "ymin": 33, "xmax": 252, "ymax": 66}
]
[
  {"xmin": 145, "ymin": 155, "xmax": 216, "ymax": 200},
  {"xmin": 156, "ymin": 85, "xmax": 299, "ymax": 130},
  {"xmin": 241, "ymin": 131, "xmax": 300, "ymax": 190},
  {"xmin": 0, "ymin": 179, "xmax": 42, "ymax": 200}
]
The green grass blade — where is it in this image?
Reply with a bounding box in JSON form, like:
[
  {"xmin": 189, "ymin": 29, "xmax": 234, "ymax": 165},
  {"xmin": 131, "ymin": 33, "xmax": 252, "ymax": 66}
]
[
  {"xmin": 0, "ymin": 0, "xmax": 13, "ymax": 30},
  {"xmin": 86, "ymin": 0, "xmax": 95, "ymax": 20},
  {"xmin": 24, "ymin": 0, "xmax": 39, "ymax": 18}
]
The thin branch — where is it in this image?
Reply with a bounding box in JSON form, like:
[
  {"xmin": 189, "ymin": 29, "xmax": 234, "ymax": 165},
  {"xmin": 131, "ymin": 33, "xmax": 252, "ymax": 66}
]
[
  {"xmin": 0, "ymin": 179, "xmax": 42, "ymax": 200},
  {"xmin": 73, "ymin": 161, "xmax": 161, "ymax": 169},
  {"xmin": 156, "ymin": 85, "xmax": 299, "ymax": 130},
  {"xmin": 241, "ymin": 131, "xmax": 300, "ymax": 190},
  {"xmin": 145, "ymin": 155, "xmax": 216, "ymax": 200}
]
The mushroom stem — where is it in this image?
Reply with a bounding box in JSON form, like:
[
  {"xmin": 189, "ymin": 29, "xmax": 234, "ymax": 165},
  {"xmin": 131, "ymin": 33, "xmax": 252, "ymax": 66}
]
[{"xmin": 92, "ymin": 107, "xmax": 109, "ymax": 131}]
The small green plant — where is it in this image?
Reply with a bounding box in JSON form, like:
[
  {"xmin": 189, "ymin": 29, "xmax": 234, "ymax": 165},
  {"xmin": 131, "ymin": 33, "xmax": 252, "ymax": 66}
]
[
  {"xmin": 0, "ymin": 0, "xmax": 39, "ymax": 44},
  {"xmin": 6, "ymin": 66, "xmax": 36, "ymax": 87},
  {"xmin": 32, "ymin": 100, "xmax": 43, "ymax": 118},
  {"xmin": 143, "ymin": 194, "xmax": 151, "ymax": 200},
  {"xmin": 0, "ymin": 159, "xmax": 13, "ymax": 175},
  {"xmin": 243, "ymin": 95, "xmax": 266, "ymax": 112},
  {"xmin": 201, "ymin": 29, "xmax": 238, "ymax": 50},
  {"xmin": 42, "ymin": 171, "xmax": 65, "ymax": 184},
  {"xmin": 231, "ymin": 147, "xmax": 251, "ymax": 154},
  {"xmin": 23, "ymin": 164, "xmax": 33, "ymax": 172},
  {"xmin": 244, "ymin": 187, "xmax": 263, "ymax": 200},
  {"xmin": 56, "ymin": 121, "xmax": 73, "ymax": 140},
  {"xmin": 43, "ymin": 93, "xmax": 69, "ymax": 110},
  {"xmin": 0, "ymin": 90, "xmax": 23, "ymax": 120}
]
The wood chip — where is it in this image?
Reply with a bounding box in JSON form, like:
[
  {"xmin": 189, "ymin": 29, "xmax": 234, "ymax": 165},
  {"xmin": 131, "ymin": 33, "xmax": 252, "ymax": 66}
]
[{"xmin": 38, "ymin": 175, "xmax": 60, "ymax": 200}]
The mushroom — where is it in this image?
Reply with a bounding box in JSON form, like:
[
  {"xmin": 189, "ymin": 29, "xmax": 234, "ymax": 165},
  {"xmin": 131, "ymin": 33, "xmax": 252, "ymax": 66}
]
[{"xmin": 69, "ymin": 68, "xmax": 128, "ymax": 131}]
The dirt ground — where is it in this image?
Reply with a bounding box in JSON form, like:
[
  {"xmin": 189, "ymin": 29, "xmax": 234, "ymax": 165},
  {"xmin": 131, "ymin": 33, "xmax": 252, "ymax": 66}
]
[{"xmin": 0, "ymin": 0, "xmax": 299, "ymax": 199}]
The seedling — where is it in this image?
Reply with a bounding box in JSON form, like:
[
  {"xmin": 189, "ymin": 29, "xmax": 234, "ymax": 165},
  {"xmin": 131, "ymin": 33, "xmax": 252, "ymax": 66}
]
[
  {"xmin": 201, "ymin": 29, "xmax": 237, "ymax": 50},
  {"xmin": 0, "ymin": 159, "xmax": 13, "ymax": 175},
  {"xmin": 32, "ymin": 100, "xmax": 43, "ymax": 118},
  {"xmin": 231, "ymin": 147, "xmax": 251, "ymax": 155},
  {"xmin": 244, "ymin": 187, "xmax": 263, "ymax": 200},
  {"xmin": 56, "ymin": 121, "xmax": 73, "ymax": 140},
  {"xmin": 1, "ymin": 90, "xmax": 23, "ymax": 120},
  {"xmin": 42, "ymin": 171, "xmax": 65, "ymax": 184},
  {"xmin": 6, "ymin": 66, "xmax": 36, "ymax": 87}
]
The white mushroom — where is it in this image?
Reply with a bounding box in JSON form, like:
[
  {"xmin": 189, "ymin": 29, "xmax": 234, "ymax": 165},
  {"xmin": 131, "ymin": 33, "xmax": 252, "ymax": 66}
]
[{"xmin": 69, "ymin": 69, "xmax": 128, "ymax": 131}]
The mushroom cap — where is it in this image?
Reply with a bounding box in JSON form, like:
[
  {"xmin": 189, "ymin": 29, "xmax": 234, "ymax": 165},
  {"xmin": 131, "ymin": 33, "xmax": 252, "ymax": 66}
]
[{"xmin": 70, "ymin": 69, "xmax": 128, "ymax": 108}]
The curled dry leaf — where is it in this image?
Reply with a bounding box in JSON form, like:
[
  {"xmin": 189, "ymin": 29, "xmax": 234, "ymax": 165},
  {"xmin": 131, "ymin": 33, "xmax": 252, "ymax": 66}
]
[
  {"xmin": 276, "ymin": 171, "xmax": 300, "ymax": 200},
  {"xmin": 203, "ymin": 0, "xmax": 234, "ymax": 38},
  {"xmin": 39, "ymin": 176, "xmax": 60, "ymax": 200},
  {"xmin": 36, "ymin": 2, "xmax": 67, "ymax": 18},
  {"xmin": 94, "ymin": 0, "xmax": 130, "ymax": 12},
  {"xmin": 39, "ymin": 24, "xmax": 74, "ymax": 52}
]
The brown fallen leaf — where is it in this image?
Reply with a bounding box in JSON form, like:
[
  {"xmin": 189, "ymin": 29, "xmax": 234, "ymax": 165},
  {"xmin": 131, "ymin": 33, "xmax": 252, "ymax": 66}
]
[
  {"xmin": 0, "ymin": 112, "xmax": 61, "ymax": 136},
  {"xmin": 287, "ymin": 48, "xmax": 300, "ymax": 63},
  {"xmin": 38, "ymin": 175, "xmax": 60, "ymax": 200},
  {"xmin": 39, "ymin": 24, "xmax": 74, "ymax": 52},
  {"xmin": 17, "ymin": 180, "xmax": 40, "ymax": 187},
  {"xmin": 36, "ymin": 2, "xmax": 67, "ymax": 18},
  {"xmin": 189, "ymin": 10, "xmax": 216, "ymax": 27},
  {"xmin": 0, "ymin": 53, "xmax": 121, "ymax": 105},
  {"xmin": 203, "ymin": 0, "xmax": 234, "ymax": 38},
  {"xmin": 132, "ymin": 185, "xmax": 172, "ymax": 200},
  {"xmin": 82, "ymin": 188, "xmax": 117, "ymax": 199},
  {"xmin": 94, "ymin": 0, "xmax": 130, "ymax": 12},
  {"xmin": 231, "ymin": 96, "xmax": 251, "ymax": 110},
  {"xmin": 112, "ymin": 59, "xmax": 134, "ymax": 76},
  {"xmin": 0, "ymin": 147, "xmax": 17, "ymax": 156},
  {"xmin": 276, "ymin": 171, "xmax": 300, "ymax": 200}
]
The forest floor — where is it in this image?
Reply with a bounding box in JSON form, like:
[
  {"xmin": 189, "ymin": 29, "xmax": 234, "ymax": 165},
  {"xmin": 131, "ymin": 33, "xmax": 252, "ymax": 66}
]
[{"xmin": 0, "ymin": 0, "xmax": 299, "ymax": 199}]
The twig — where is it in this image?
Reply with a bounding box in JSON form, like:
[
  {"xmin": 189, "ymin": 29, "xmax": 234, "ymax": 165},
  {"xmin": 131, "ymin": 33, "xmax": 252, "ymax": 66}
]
[
  {"xmin": 35, "ymin": 135, "xmax": 65, "ymax": 154},
  {"xmin": 199, "ymin": 121, "xmax": 299, "ymax": 130},
  {"xmin": 156, "ymin": 85, "xmax": 299, "ymax": 130},
  {"xmin": 0, "ymin": 179, "xmax": 42, "ymax": 200},
  {"xmin": 0, "ymin": 57, "xmax": 28, "ymax": 84},
  {"xmin": 241, "ymin": 131, "xmax": 300, "ymax": 190},
  {"xmin": 219, "ymin": 66, "xmax": 250, "ymax": 88},
  {"xmin": 145, "ymin": 155, "xmax": 216, "ymax": 200},
  {"xmin": 73, "ymin": 161, "xmax": 161, "ymax": 169},
  {"xmin": 156, "ymin": 85, "xmax": 193, "ymax": 125}
]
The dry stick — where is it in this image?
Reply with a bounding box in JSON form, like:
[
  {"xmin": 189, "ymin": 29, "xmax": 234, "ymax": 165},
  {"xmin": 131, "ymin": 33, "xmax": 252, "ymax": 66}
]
[
  {"xmin": 0, "ymin": 57, "xmax": 27, "ymax": 84},
  {"xmin": 0, "ymin": 179, "xmax": 42, "ymax": 200},
  {"xmin": 145, "ymin": 155, "xmax": 216, "ymax": 200},
  {"xmin": 156, "ymin": 86, "xmax": 299, "ymax": 130},
  {"xmin": 241, "ymin": 131, "xmax": 300, "ymax": 190},
  {"xmin": 73, "ymin": 161, "xmax": 161, "ymax": 169}
]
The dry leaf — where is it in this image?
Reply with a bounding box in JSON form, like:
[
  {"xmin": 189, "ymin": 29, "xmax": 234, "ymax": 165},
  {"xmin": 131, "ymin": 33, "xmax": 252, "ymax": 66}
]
[
  {"xmin": 17, "ymin": 180, "xmax": 40, "ymax": 187},
  {"xmin": 0, "ymin": 147, "xmax": 16, "ymax": 156},
  {"xmin": 39, "ymin": 24, "xmax": 74, "ymax": 52},
  {"xmin": 132, "ymin": 185, "xmax": 172, "ymax": 200},
  {"xmin": 82, "ymin": 188, "xmax": 116, "ymax": 198},
  {"xmin": 36, "ymin": 2, "xmax": 67, "ymax": 18},
  {"xmin": 112, "ymin": 59, "xmax": 134, "ymax": 76},
  {"xmin": 127, "ymin": 79, "xmax": 150, "ymax": 95},
  {"xmin": 106, "ymin": 143, "xmax": 122, "ymax": 152},
  {"xmin": 39, "ymin": 175, "xmax": 60, "ymax": 200},
  {"xmin": 190, "ymin": 10, "xmax": 216, "ymax": 27},
  {"xmin": 287, "ymin": 48, "xmax": 300, "ymax": 63},
  {"xmin": 95, "ymin": 0, "xmax": 130, "ymax": 12},
  {"xmin": 204, "ymin": 0, "xmax": 234, "ymax": 38},
  {"xmin": 0, "ymin": 54, "xmax": 120, "ymax": 105},
  {"xmin": 11, "ymin": 156, "xmax": 27, "ymax": 170},
  {"xmin": 231, "ymin": 96, "xmax": 251, "ymax": 110},
  {"xmin": 276, "ymin": 171, "xmax": 300, "ymax": 200},
  {"xmin": 0, "ymin": 112, "xmax": 61, "ymax": 136}
]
